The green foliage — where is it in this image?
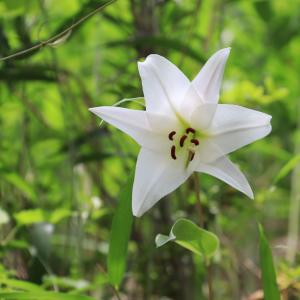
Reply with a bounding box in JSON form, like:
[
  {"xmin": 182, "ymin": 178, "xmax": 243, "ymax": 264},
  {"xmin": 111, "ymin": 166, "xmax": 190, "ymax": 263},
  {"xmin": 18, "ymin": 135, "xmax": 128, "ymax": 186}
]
[
  {"xmin": 0, "ymin": 0, "xmax": 300, "ymax": 298},
  {"xmin": 0, "ymin": 292, "xmax": 94, "ymax": 300},
  {"xmin": 258, "ymin": 224, "xmax": 281, "ymax": 300},
  {"xmin": 14, "ymin": 209, "xmax": 72, "ymax": 225},
  {"xmin": 107, "ymin": 173, "xmax": 134, "ymax": 288},
  {"xmin": 156, "ymin": 218, "xmax": 219, "ymax": 260},
  {"xmin": 274, "ymin": 154, "xmax": 300, "ymax": 183}
]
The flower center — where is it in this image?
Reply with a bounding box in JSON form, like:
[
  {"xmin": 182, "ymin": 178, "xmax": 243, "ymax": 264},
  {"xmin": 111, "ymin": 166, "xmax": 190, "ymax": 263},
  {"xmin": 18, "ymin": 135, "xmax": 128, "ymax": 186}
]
[{"xmin": 168, "ymin": 127, "xmax": 200, "ymax": 163}]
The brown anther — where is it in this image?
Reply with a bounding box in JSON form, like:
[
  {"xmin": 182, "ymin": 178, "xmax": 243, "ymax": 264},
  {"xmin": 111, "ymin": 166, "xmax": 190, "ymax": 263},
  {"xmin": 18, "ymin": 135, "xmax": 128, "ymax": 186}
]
[
  {"xmin": 168, "ymin": 131, "xmax": 176, "ymax": 141},
  {"xmin": 171, "ymin": 145, "xmax": 177, "ymax": 160},
  {"xmin": 179, "ymin": 135, "xmax": 187, "ymax": 147},
  {"xmin": 189, "ymin": 152, "xmax": 195, "ymax": 161},
  {"xmin": 191, "ymin": 138, "xmax": 199, "ymax": 146},
  {"xmin": 186, "ymin": 127, "xmax": 196, "ymax": 134}
]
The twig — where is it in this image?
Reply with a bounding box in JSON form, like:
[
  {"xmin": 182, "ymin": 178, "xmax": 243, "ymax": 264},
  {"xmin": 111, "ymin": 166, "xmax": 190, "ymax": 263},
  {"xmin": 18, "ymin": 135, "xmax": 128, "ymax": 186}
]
[{"xmin": 0, "ymin": 0, "xmax": 117, "ymax": 62}]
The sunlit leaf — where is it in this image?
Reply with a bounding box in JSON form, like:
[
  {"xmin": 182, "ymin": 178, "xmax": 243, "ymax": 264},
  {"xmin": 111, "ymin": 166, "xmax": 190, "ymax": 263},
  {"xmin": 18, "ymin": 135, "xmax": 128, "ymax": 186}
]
[
  {"xmin": 14, "ymin": 209, "xmax": 46, "ymax": 225},
  {"xmin": 107, "ymin": 173, "xmax": 134, "ymax": 288},
  {"xmin": 49, "ymin": 209, "xmax": 72, "ymax": 224},
  {"xmin": 14, "ymin": 209, "xmax": 72, "ymax": 226},
  {"xmin": 155, "ymin": 218, "xmax": 219, "ymax": 259},
  {"xmin": 258, "ymin": 223, "xmax": 280, "ymax": 300}
]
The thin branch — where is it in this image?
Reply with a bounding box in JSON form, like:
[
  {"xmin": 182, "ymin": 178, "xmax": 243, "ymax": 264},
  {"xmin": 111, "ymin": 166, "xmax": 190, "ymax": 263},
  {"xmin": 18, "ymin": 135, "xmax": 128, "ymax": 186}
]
[{"xmin": 0, "ymin": 0, "xmax": 117, "ymax": 62}]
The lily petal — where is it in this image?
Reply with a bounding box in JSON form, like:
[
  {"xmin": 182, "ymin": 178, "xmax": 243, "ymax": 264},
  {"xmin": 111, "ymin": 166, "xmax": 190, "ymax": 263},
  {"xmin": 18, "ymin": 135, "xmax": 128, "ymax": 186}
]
[
  {"xmin": 132, "ymin": 148, "xmax": 191, "ymax": 217},
  {"xmin": 189, "ymin": 103, "xmax": 217, "ymax": 130},
  {"xmin": 89, "ymin": 106, "xmax": 172, "ymax": 153},
  {"xmin": 208, "ymin": 104, "xmax": 272, "ymax": 135},
  {"xmin": 209, "ymin": 124, "xmax": 271, "ymax": 157},
  {"xmin": 138, "ymin": 54, "xmax": 190, "ymax": 116},
  {"xmin": 204, "ymin": 104, "xmax": 272, "ymax": 156},
  {"xmin": 193, "ymin": 48, "xmax": 230, "ymax": 103},
  {"xmin": 196, "ymin": 156, "xmax": 254, "ymax": 198}
]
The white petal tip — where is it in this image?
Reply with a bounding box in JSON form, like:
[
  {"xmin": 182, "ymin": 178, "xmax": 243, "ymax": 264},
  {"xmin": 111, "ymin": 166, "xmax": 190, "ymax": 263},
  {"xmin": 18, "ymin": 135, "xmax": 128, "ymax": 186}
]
[
  {"xmin": 88, "ymin": 107, "xmax": 103, "ymax": 117},
  {"xmin": 88, "ymin": 107, "xmax": 99, "ymax": 112},
  {"xmin": 219, "ymin": 47, "xmax": 231, "ymax": 56},
  {"xmin": 248, "ymin": 191, "xmax": 254, "ymax": 200},
  {"xmin": 132, "ymin": 207, "xmax": 143, "ymax": 218},
  {"xmin": 88, "ymin": 107, "xmax": 97, "ymax": 114}
]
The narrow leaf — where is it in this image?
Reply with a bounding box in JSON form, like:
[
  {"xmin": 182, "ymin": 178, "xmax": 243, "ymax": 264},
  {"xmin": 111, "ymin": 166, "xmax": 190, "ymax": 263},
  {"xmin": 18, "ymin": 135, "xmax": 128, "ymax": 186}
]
[
  {"xmin": 0, "ymin": 292, "xmax": 94, "ymax": 300},
  {"xmin": 0, "ymin": 278, "xmax": 43, "ymax": 292},
  {"xmin": 258, "ymin": 223, "xmax": 280, "ymax": 300},
  {"xmin": 155, "ymin": 218, "xmax": 219, "ymax": 259},
  {"xmin": 274, "ymin": 154, "xmax": 300, "ymax": 183},
  {"xmin": 3, "ymin": 173, "xmax": 37, "ymax": 201},
  {"xmin": 107, "ymin": 173, "xmax": 134, "ymax": 287}
]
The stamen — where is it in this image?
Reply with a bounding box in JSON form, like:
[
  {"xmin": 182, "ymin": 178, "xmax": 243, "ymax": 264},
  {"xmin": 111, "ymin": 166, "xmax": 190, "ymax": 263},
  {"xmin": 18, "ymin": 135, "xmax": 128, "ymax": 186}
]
[
  {"xmin": 179, "ymin": 135, "xmax": 187, "ymax": 147},
  {"xmin": 186, "ymin": 127, "xmax": 196, "ymax": 134},
  {"xmin": 168, "ymin": 131, "xmax": 176, "ymax": 141},
  {"xmin": 171, "ymin": 145, "xmax": 177, "ymax": 160},
  {"xmin": 191, "ymin": 138, "xmax": 199, "ymax": 146}
]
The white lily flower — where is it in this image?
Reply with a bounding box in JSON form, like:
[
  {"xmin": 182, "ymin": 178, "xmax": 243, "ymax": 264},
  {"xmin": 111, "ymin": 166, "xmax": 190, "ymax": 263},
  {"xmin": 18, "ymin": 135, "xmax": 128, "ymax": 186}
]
[{"xmin": 89, "ymin": 48, "xmax": 272, "ymax": 217}]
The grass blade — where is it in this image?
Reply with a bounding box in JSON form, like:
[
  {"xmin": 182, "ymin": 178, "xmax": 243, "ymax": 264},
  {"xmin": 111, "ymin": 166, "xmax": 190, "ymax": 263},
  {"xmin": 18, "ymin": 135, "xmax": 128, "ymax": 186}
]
[
  {"xmin": 258, "ymin": 223, "xmax": 280, "ymax": 300},
  {"xmin": 107, "ymin": 174, "xmax": 134, "ymax": 288}
]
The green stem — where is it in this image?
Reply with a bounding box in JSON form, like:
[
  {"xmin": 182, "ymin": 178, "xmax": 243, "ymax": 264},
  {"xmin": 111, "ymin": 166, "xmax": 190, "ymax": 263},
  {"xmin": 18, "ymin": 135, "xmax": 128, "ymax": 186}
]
[
  {"xmin": 287, "ymin": 98, "xmax": 300, "ymax": 264},
  {"xmin": 193, "ymin": 173, "xmax": 213, "ymax": 300},
  {"xmin": 193, "ymin": 173, "xmax": 204, "ymax": 228}
]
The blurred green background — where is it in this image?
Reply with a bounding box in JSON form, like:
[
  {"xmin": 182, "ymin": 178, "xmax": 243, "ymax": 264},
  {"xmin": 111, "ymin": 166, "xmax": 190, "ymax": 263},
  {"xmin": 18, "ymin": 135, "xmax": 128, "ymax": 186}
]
[{"xmin": 0, "ymin": 0, "xmax": 300, "ymax": 299}]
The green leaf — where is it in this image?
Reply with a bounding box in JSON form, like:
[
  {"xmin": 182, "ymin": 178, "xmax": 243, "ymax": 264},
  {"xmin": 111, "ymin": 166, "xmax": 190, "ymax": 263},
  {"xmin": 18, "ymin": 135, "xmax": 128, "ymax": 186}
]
[
  {"xmin": 0, "ymin": 292, "xmax": 94, "ymax": 300},
  {"xmin": 14, "ymin": 209, "xmax": 72, "ymax": 226},
  {"xmin": 253, "ymin": 0, "xmax": 272, "ymax": 22},
  {"xmin": 14, "ymin": 209, "xmax": 46, "ymax": 225},
  {"xmin": 3, "ymin": 173, "xmax": 36, "ymax": 201},
  {"xmin": 0, "ymin": 278, "xmax": 43, "ymax": 292},
  {"xmin": 274, "ymin": 154, "xmax": 300, "ymax": 183},
  {"xmin": 107, "ymin": 174, "xmax": 134, "ymax": 288},
  {"xmin": 258, "ymin": 223, "xmax": 280, "ymax": 300},
  {"xmin": 155, "ymin": 218, "xmax": 219, "ymax": 259}
]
